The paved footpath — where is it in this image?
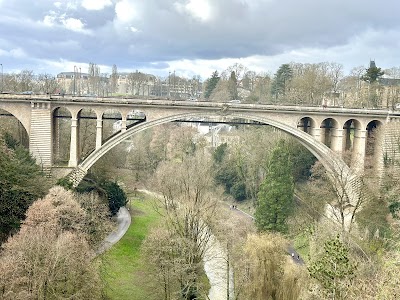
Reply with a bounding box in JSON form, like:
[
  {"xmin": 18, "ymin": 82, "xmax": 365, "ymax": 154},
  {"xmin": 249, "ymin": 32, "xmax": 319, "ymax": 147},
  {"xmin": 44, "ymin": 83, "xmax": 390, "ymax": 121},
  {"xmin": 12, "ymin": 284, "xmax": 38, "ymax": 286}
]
[
  {"xmin": 96, "ymin": 207, "xmax": 131, "ymax": 254},
  {"xmin": 230, "ymin": 205, "xmax": 304, "ymax": 265}
]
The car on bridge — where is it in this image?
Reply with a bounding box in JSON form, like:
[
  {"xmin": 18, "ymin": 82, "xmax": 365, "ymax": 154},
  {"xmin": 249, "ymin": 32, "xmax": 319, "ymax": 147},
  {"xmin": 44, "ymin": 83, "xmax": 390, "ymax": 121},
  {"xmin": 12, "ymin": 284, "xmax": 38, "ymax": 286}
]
[{"xmin": 83, "ymin": 93, "xmax": 98, "ymax": 97}]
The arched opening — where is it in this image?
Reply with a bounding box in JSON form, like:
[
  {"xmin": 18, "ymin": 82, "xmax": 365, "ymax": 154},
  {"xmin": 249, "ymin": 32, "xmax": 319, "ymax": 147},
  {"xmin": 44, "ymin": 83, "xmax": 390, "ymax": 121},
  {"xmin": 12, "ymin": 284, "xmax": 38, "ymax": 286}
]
[
  {"xmin": 366, "ymin": 120, "xmax": 382, "ymax": 156},
  {"xmin": 102, "ymin": 109, "xmax": 122, "ymax": 143},
  {"xmin": 297, "ymin": 117, "xmax": 315, "ymax": 134},
  {"xmin": 365, "ymin": 120, "xmax": 383, "ymax": 170},
  {"xmin": 320, "ymin": 118, "xmax": 338, "ymax": 148},
  {"xmin": 127, "ymin": 110, "xmax": 146, "ymax": 129},
  {"xmin": 343, "ymin": 119, "xmax": 362, "ymax": 151},
  {"xmin": 79, "ymin": 113, "xmax": 347, "ymax": 176},
  {"xmin": 52, "ymin": 107, "xmax": 72, "ymax": 166},
  {"xmin": 78, "ymin": 108, "xmax": 97, "ymax": 161},
  {"xmin": 68, "ymin": 112, "xmax": 360, "ymax": 207},
  {"xmin": 342, "ymin": 119, "xmax": 362, "ymax": 166},
  {"xmin": 0, "ymin": 108, "xmax": 29, "ymax": 147}
]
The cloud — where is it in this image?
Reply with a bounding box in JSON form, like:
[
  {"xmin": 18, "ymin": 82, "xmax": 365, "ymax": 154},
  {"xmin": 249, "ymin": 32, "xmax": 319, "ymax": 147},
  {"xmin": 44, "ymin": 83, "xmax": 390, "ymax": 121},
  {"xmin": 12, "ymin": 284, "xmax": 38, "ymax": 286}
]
[
  {"xmin": 81, "ymin": 0, "xmax": 112, "ymax": 11},
  {"xmin": 115, "ymin": 0, "xmax": 140, "ymax": 23},
  {"xmin": 174, "ymin": 0, "xmax": 213, "ymax": 22},
  {"xmin": 0, "ymin": 0, "xmax": 400, "ymax": 78},
  {"xmin": 41, "ymin": 11, "xmax": 91, "ymax": 34},
  {"xmin": 0, "ymin": 47, "xmax": 28, "ymax": 59},
  {"xmin": 43, "ymin": 14, "xmax": 57, "ymax": 27},
  {"xmin": 61, "ymin": 17, "xmax": 86, "ymax": 32}
]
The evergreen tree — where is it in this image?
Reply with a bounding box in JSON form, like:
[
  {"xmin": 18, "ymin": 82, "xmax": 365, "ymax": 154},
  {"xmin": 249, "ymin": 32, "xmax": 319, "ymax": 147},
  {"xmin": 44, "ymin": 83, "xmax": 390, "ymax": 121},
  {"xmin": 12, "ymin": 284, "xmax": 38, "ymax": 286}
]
[
  {"xmin": 212, "ymin": 143, "xmax": 228, "ymax": 164},
  {"xmin": 204, "ymin": 70, "xmax": 220, "ymax": 99},
  {"xmin": 0, "ymin": 134, "xmax": 48, "ymax": 242},
  {"xmin": 361, "ymin": 61, "xmax": 385, "ymax": 107},
  {"xmin": 255, "ymin": 140, "xmax": 294, "ymax": 232},
  {"xmin": 271, "ymin": 64, "xmax": 293, "ymax": 99},
  {"xmin": 102, "ymin": 181, "xmax": 128, "ymax": 215},
  {"xmin": 308, "ymin": 235, "xmax": 357, "ymax": 299},
  {"xmin": 361, "ymin": 62, "xmax": 384, "ymax": 83},
  {"xmin": 228, "ymin": 71, "xmax": 238, "ymax": 100}
]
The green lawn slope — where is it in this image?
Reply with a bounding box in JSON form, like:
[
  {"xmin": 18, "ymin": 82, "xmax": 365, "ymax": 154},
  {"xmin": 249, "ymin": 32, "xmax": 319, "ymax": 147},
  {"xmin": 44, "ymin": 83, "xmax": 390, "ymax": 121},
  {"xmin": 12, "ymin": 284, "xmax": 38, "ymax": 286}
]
[{"xmin": 102, "ymin": 194, "xmax": 161, "ymax": 300}]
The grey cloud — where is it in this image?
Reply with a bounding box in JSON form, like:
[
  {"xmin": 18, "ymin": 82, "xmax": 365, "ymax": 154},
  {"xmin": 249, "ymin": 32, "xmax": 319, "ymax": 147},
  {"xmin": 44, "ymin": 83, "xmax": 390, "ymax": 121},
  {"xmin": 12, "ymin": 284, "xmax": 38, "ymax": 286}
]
[{"xmin": 0, "ymin": 0, "xmax": 399, "ymax": 75}]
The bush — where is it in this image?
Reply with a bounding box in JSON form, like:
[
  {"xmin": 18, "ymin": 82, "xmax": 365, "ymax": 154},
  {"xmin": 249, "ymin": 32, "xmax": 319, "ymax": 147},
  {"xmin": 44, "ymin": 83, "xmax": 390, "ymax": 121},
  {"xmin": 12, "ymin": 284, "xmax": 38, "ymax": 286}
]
[{"xmin": 102, "ymin": 181, "xmax": 128, "ymax": 215}]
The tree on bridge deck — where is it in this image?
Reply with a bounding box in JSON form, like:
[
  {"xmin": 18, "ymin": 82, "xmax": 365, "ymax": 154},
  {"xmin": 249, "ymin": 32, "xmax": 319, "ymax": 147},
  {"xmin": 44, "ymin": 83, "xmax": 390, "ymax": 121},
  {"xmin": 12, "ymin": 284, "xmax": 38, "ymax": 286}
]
[
  {"xmin": 255, "ymin": 139, "xmax": 294, "ymax": 233},
  {"xmin": 271, "ymin": 64, "xmax": 293, "ymax": 100},
  {"xmin": 204, "ymin": 70, "xmax": 220, "ymax": 99},
  {"xmin": 361, "ymin": 60, "xmax": 385, "ymax": 107}
]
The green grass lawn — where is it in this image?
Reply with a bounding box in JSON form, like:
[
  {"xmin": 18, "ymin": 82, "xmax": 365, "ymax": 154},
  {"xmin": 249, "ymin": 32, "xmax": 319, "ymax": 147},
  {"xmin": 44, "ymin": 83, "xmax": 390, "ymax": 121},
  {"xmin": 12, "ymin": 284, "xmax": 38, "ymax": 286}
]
[{"xmin": 102, "ymin": 194, "xmax": 161, "ymax": 300}]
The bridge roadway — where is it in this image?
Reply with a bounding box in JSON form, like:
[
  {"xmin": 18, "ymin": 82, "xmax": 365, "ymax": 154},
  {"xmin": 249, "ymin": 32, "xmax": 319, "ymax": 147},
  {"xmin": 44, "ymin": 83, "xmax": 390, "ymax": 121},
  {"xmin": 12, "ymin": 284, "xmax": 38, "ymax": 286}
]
[
  {"xmin": 1, "ymin": 94, "xmax": 400, "ymax": 206},
  {"xmin": 2, "ymin": 93, "xmax": 399, "ymax": 118}
]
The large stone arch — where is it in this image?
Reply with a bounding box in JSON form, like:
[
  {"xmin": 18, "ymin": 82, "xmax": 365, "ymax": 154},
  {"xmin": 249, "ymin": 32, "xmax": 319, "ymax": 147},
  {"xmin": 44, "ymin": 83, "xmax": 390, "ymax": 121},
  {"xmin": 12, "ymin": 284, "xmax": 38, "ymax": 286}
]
[
  {"xmin": 320, "ymin": 117, "xmax": 340, "ymax": 148},
  {"xmin": 69, "ymin": 111, "xmax": 360, "ymax": 205},
  {"xmin": 365, "ymin": 120, "xmax": 384, "ymax": 170},
  {"xmin": 0, "ymin": 107, "xmax": 29, "ymax": 147},
  {"xmin": 52, "ymin": 106, "xmax": 72, "ymax": 165},
  {"xmin": 77, "ymin": 108, "xmax": 97, "ymax": 160},
  {"xmin": 102, "ymin": 109, "xmax": 123, "ymax": 143},
  {"xmin": 0, "ymin": 104, "xmax": 31, "ymax": 135},
  {"xmin": 297, "ymin": 116, "xmax": 317, "ymax": 134}
]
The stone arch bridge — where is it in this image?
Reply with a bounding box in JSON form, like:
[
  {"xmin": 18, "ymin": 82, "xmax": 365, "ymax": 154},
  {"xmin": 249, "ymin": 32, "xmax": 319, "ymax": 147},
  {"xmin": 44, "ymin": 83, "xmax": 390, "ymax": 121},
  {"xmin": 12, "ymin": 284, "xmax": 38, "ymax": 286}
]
[{"xmin": 1, "ymin": 94, "xmax": 400, "ymax": 204}]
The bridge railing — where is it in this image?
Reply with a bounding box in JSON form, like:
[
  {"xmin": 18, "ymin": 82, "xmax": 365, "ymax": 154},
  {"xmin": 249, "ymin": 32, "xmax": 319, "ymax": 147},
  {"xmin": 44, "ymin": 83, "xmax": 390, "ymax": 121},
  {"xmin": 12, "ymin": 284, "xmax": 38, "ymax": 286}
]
[{"xmin": 2, "ymin": 92, "xmax": 398, "ymax": 111}]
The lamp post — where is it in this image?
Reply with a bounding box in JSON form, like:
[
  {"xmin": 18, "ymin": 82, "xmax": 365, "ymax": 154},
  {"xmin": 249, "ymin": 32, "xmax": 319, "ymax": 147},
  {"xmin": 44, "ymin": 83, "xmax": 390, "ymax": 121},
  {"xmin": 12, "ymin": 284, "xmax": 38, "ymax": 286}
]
[
  {"xmin": 173, "ymin": 70, "xmax": 176, "ymax": 99},
  {"xmin": 168, "ymin": 71, "xmax": 171, "ymax": 98},
  {"xmin": 73, "ymin": 65, "xmax": 78, "ymax": 96},
  {"xmin": 0, "ymin": 63, "xmax": 3, "ymax": 93}
]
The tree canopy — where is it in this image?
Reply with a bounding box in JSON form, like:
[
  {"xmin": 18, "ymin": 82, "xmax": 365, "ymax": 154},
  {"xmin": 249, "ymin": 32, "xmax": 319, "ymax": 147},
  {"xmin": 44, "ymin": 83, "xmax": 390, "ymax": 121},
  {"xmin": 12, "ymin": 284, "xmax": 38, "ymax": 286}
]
[
  {"xmin": 204, "ymin": 70, "xmax": 220, "ymax": 99},
  {"xmin": 0, "ymin": 134, "xmax": 49, "ymax": 242},
  {"xmin": 271, "ymin": 64, "xmax": 293, "ymax": 98},
  {"xmin": 361, "ymin": 64, "xmax": 384, "ymax": 83},
  {"xmin": 255, "ymin": 140, "xmax": 294, "ymax": 233},
  {"xmin": 308, "ymin": 235, "xmax": 357, "ymax": 299}
]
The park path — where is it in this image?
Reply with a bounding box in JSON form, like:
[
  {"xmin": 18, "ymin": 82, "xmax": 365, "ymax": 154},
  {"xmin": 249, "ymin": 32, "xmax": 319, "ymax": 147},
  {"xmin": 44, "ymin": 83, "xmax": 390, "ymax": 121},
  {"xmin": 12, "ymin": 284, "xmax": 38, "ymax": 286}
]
[
  {"xmin": 96, "ymin": 207, "xmax": 131, "ymax": 255},
  {"xmin": 228, "ymin": 204, "xmax": 304, "ymax": 265},
  {"xmin": 96, "ymin": 189, "xmax": 303, "ymax": 299},
  {"xmin": 138, "ymin": 189, "xmax": 230, "ymax": 300}
]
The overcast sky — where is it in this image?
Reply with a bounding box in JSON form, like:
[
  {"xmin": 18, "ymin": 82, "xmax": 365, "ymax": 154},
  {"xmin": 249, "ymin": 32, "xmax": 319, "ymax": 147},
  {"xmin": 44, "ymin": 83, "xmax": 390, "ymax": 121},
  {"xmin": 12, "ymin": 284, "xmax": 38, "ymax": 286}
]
[{"xmin": 0, "ymin": 0, "xmax": 399, "ymax": 80}]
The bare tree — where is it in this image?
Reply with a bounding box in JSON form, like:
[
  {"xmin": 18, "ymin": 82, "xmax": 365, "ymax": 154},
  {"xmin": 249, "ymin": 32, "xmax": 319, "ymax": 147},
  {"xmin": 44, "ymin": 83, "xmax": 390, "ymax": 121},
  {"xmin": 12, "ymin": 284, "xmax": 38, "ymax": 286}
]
[
  {"xmin": 238, "ymin": 233, "xmax": 305, "ymax": 300},
  {"xmin": 151, "ymin": 151, "xmax": 219, "ymax": 299},
  {"xmin": 127, "ymin": 71, "xmax": 149, "ymax": 96},
  {"xmin": 328, "ymin": 62, "xmax": 344, "ymax": 93},
  {"xmin": 88, "ymin": 62, "xmax": 100, "ymax": 94},
  {"xmin": 36, "ymin": 73, "xmax": 59, "ymax": 94},
  {"xmin": 307, "ymin": 158, "xmax": 368, "ymax": 234},
  {"xmin": 0, "ymin": 186, "xmax": 105, "ymax": 299},
  {"xmin": 0, "ymin": 228, "xmax": 102, "ymax": 300},
  {"xmin": 222, "ymin": 63, "xmax": 248, "ymax": 84}
]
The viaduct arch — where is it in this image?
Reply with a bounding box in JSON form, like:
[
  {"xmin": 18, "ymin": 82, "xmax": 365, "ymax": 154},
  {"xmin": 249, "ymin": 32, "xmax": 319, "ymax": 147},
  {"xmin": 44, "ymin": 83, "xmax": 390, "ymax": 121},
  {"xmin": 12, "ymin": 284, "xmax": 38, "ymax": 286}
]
[{"xmin": 69, "ymin": 111, "xmax": 360, "ymax": 205}]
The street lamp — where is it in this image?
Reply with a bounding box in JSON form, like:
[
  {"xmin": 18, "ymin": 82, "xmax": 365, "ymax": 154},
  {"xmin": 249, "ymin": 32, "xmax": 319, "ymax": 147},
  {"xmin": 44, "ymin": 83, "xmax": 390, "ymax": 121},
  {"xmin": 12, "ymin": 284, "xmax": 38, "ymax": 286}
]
[
  {"xmin": 173, "ymin": 70, "xmax": 176, "ymax": 99},
  {"xmin": 168, "ymin": 71, "xmax": 171, "ymax": 98},
  {"xmin": 0, "ymin": 63, "xmax": 3, "ymax": 93},
  {"xmin": 73, "ymin": 65, "xmax": 78, "ymax": 96}
]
